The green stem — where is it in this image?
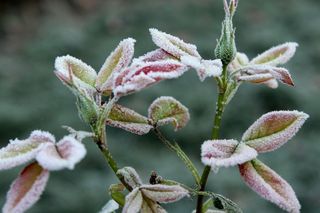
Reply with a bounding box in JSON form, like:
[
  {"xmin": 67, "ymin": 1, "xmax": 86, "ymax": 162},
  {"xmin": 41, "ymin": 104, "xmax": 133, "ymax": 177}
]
[
  {"xmin": 153, "ymin": 128, "xmax": 201, "ymax": 185},
  {"xmin": 196, "ymin": 64, "xmax": 229, "ymax": 213}
]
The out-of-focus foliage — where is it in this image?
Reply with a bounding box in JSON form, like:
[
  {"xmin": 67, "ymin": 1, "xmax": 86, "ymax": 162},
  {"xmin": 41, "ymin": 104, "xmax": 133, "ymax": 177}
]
[{"xmin": 0, "ymin": 0, "xmax": 319, "ymax": 212}]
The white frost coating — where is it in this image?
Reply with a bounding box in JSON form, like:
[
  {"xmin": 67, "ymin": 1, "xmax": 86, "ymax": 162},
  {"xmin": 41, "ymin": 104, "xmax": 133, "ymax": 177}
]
[
  {"xmin": 96, "ymin": 38, "xmax": 136, "ymax": 91},
  {"xmin": 132, "ymin": 48, "xmax": 173, "ymax": 65},
  {"xmin": 263, "ymin": 79, "xmax": 279, "ymax": 89},
  {"xmin": 181, "ymin": 56, "xmax": 223, "ymax": 81},
  {"xmin": 250, "ymin": 42, "xmax": 298, "ymax": 66},
  {"xmin": 98, "ymin": 199, "xmax": 119, "ymax": 213},
  {"xmin": 238, "ymin": 73, "xmax": 274, "ymax": 83},
  {"xmin": 113, "ymin": 60, "xmax": 188, "ymax": 96},
  {"xmin": 148, "ymin": 96, "xmax": 190, "ymax": 130},
  {"xmin": 106, "ymin": 120, "xmax": 153, "ymax": 135},
  {"xmin": 122, "ymin": 188, "xmax": 143, "ymax": 213},
  {"xmin": 3, "ymin": 163, "xmax": 50, "ymax": 213},
  {"xmin": 242, "ymin": 110, "xmax": 309, "ymax": 153},
  {"xmin": 140, "ymin": 184, "xmax": 189, "ymax": 203},
  {"xmin": 54, "ymin": 55, "xmax": 97, "ymax": 86},
  {"xmin": 0, "ymin": 131, "xmax": 54, "ymax": 170},
  {"xmin": 201, "ymin": 140, "xmax": 257, "ymax": 167},
  {"xmin": 117, "ymin": 167, "xmax": 142, "ymax": 189},
  {"xmin": 36, "ymin": 136, "xmax": 86, "ymax": 171},
  {"xmin": 228, "ymin": 52, "xmax": 249, "ymax": 72},
  {"xmin": 149, "ymin": 28, "xmax": 201, "ymax": 59},
  {"xmin": 239, "ymin": 159, "xmax": 301, "ymax": 213}
]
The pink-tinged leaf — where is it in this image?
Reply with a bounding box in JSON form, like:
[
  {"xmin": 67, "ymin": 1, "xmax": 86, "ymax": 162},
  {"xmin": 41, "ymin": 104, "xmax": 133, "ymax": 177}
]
[
  {"xmin": 181, "ymin": 56, "xmax": 222, "ymax": 81},
  {"xmin": 201, "ymin": 140, "xmax": 257, "ymax": 168},
  {"xmin": 106, "ymin": 104, "xmax": 153, "ymax": 135},
  {"xmin": 228, "ymin": 52, "xmax": 249, "ymax": 72},
  {"xmin": 149, "ymin": 28, "xmax": 201, "ymax": 59},
  {"xmin": 116, "ymin": 167, "xmax": 142, "ymax": 189},
  {"xmin": 113, "ymin": 60, "xmax": 188, "ymax": 96},
  {"xmin": 140, "ymin": 184, "xmax": 189, "ymax": 203},
  {"xmin": 250, "ymin": 42, "xmax": 298, "ymax": 66},
  {"xmin": 148, "ymin": 96, "xmax": 190, "ymax": 131},
  {"xmin": 239, "ymin": 159, "xmax": 300, "ymax": 213},
  {"xmin": 54, "ymin": 55, "xmax": 97, "ymax": 87},
  {"xmin": 36, "ymin": 136, "xmax": 86, "ymax": 171},
  {"xmin": 0, "ymin": 131, "xmax": 55, "ymax": 170},
  {"xmin": 132, "ymin": 48, "xmax": 175, "ymax": 65},
  {"xmin": 3, "ymin": 162, "xmax": 49, "ymax": 213},
  {"xmin": 238, "ymin": 73, "xmax": 274, "ymax": 83},
  {"xmin": 242, "ymin": 111, "xmax": 309, "ymax": 153},
  {"xmin": 96, "ymin": 38, "xmax": 136, "ymax": 93},
  {"xmin": 122, "ymin": 188, "xmax": 143, "ymax": 213}
]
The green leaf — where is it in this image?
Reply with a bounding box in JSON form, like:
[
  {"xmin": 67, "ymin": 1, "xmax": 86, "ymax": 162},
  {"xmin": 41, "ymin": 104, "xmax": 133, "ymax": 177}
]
[
  {"xmin": 148, "ymin": 96, "xmax": 190, "ymax": 131},
  {"xmin": 109, "ymin": 184, "xmax": 126, "ymax": 207}
]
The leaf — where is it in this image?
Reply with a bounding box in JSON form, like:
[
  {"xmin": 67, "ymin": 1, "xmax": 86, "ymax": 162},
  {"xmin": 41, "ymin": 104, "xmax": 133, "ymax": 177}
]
[
  {"xmin": 54, "ymin": 55, "xmax": 97, "ymax": 87},
  {"xmin": 149, "ymin": 28, "xmax": 201, "ymax": 59},
  {"xmin": 3, "ymin": 162, "xmax": 49, "ymax": 213},
  {"xmin": 228, "ymin": 52, "xmax": 249, "ymax": 72},
  {"xmin": 116, "ymin": 167, "xmax": 142, "ymax": 189},
  {"xmin": 132, "ymin": 48, "xmax": 175, "ymax": 65},
  {"xmin": 242, "ymin": 110, "xmax": 309, "ymax": 153},
  {"xmin": 106, "ymin": 104, "xmax": 153, "ymax": 135},
  {"xmin": 140, "ymin": 184, "xmax": 189, "ymax": 203},
  {"xmin": 0, "ymin": 130, "xmax": 54, "ymax": 170},
  {"xmin": 141, "ymin": 199, "xmax": 167, "ymax": 213},
  {"xmin": 250, "ymin": 42, "xmax": 298, "ymax": 66},
  {"xmin": 238, "ymin": 73, "xmax": 274, "ymax": 83},
  {"xmin": 239, "ymin": 159, "xmax": 300, "ymax": 213},
  {"xmin": 122, "ymin": 188, "xmax": 143, "ymax": 213},
  {"xmin": 148, "ymin": 96, "xmax": 190, "ymax": 131},
  {"xmin": 113, "ymin": 60, "xmax": 188, "ymax": 96},
  {"xmin": 96, "ymin": 38, "xmax": 135, "ymax": 93},
  {"xmin": 36, "ymin": 136, "xmax": 86, "ymax": 171},
  {"xmin": 263, "ymin": 79, "xmax": 279, "ymax": 89},
  {"xmin": 181, "ymin": 55, "xmax": 222, "ymax": 81},
  {"xmin": 201, "ymin": 140, "xmax": 257, "ymax": 168},
  {"xmin": 109, "ymin": 184, "xmax": 126, "ymax": 207},
  {"xmin": 98, "ymin": 199, "xmax": 119, "ymax": 213}
]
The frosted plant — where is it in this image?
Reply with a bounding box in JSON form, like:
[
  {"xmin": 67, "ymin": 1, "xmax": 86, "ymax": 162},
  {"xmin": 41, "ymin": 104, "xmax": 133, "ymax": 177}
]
[{"xmin": 0, "ymin": 0, "xmax": 309, "ymax": 212}]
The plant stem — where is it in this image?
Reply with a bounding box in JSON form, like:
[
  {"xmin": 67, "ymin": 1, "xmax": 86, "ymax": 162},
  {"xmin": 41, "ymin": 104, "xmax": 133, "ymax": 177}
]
[{"xmin": 196, "ymin": 65, "xmax": 228, "ymax": 213}]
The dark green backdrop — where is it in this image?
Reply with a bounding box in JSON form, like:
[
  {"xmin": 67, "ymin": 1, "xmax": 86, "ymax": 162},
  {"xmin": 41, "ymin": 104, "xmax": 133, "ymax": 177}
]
[{"xmin": 0, "ymin": 0, "xmax": 319, "ymax": 212}]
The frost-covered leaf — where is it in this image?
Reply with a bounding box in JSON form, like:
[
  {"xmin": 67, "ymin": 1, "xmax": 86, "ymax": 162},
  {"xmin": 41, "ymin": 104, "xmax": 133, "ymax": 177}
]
[
  {"xmin": 98, "ymin": 199, "xmax": 119, "ymax": 213},
  {"xmin": 96, "ymin": 38, "xmax": 135, "ymax": 93},
  {"xmin": 250, "ymin": 42, "xmax": 298, "ymax": 66},
  {"xmin": 239, "ymin": 159, "xmax": 300, "ymax": 213},
  {"xmin": 36, "ymin": 136, "xmax": 86, "ymax": 171},
  {"xmin": 62, "ymin": 126, "xmax": 94, "ymax": 142},
  {"xmin": 148, "ymin": 96, "xmax": 190, "ymax": 130},
  {"xmin": 238, "ymin": 73, "xmax": 274, "ymax": 83},
  {"xmin": 149, "ymin": 28, "xmax": 201, "ymax": 59},
  {"xmin": 113, "ymin": 60, "xmax": 188, "ymax": 96},
  {"xmin": 263, "ymin": 79, "xmax": 279, "ymax": 89},
  {"xmin": 141, "ymin": 200, "xmax": 167, "ymax": 213},
  {"xmin": 228, "ymin": 52, "xmax": 249, "ymax": 72},
  {"xmin": 106, "ymin": 104, "xmax": 153, "ymax": 135},
  {"xmin": 181, "ymin": 56, "xmax": 222, "ymax": 81},
  {"xmin": 3, "ymin": 162, "xmax": 49, "ymax": 213},
  {"xmin": 122, "ymin": 188, "xmax": 143, "ymax": 213},
  {"xmin": 54, "ymin": 55, "xmax": 97, "ymax": 87},
  {"xmin": 133, "ymin": 49, "xmax": 175, "ymax": 65},
  {"xmin": 0, "ymin": 130, "xmax": 54, "ymax": 170},
  {"xmin": 140, "ymin": 184, "xmax": 189, "ymax": 203},
  {"xmin": 242, "ymin": 111, "xmax": 309, "ymax": 153},
  {"xmin": 201, "ymin": 140, "xmax": 257, "ymax": 168},
  {"xmin": 117, "ymin": 167, "xmax": 142, "ymax": 189}
]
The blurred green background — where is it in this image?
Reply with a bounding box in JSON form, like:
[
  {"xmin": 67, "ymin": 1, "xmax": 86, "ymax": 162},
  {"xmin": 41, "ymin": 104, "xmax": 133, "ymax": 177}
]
[{"xmin": 0, "ymin": 0, "xmax": 319, "ymax": 212}]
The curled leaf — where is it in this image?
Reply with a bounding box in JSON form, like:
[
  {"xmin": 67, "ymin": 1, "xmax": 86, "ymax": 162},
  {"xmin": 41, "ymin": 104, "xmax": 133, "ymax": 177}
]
[
  {"xmin": 54, "ymin": 55, "xmax": 97, "ymax": 87},
  {"xmin": 106, "ymin": 104, "xmax": 153, "ymax": 135},
  {"xmin": 149, "ymin": 28, "xmax": 201, "ymax": 59},
  {"xmin": 250, "ymin": 42, "xmax": 298, "ymax": 66},
  {"xmin": 140, "ymin": 184, "xmax": 189, "ymax": 203},
  {"xmin": 122, "ymin": 188, "xmax": 143, "ymax": 213},
  {"xmin": 117, "ymin": 167, "xmax": 142, "ymax": 189},
  {"xmin": 201, "ymin": 140, "xmax": 257, "ymax": 168},
  {"xmin": 141, "ymin": 200, "xmax": 167, "ymax": 213},
  {"xmin": 133, "ymin": 48, "xmax": 175, "ymax": 64},
  {"xmin": 3, "ymin": 162, "xmax": 49, "ymax": 213},
  {"xmin": 113, "ymin": 60, "xmax": 188, "ymax": 96},
  {"xmin": 0, "ymin": 131, "xmax": 54, "ymax": 170},
  {"xmin": 239, "ymin": 159, "xmax": 300, "ymax": 213},
  {"xmin": 148, "ymin": 96, "xmax": 190, "ymax": 130},
  {"xmin": 242, "ymin": 110, "xmax": 309, "ymax": 153},
  {"xmin": 36, "ymin": 136, "xmax": 86, "ymax": 171},
  {"xmin": 238, "ymin": 73, "xmax": 274, "ymax": 83},
  {"xmin": 96, "ymin": 38, "xmax": 136, "ymax": 93},
  {"xmin": 228, "ymin": 52, "xmax": 249, "ymax": 72}
]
